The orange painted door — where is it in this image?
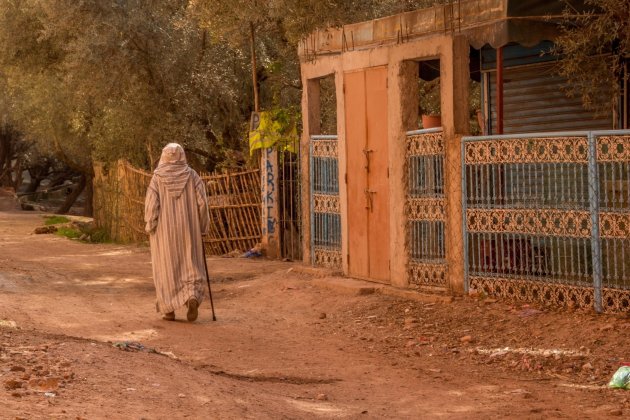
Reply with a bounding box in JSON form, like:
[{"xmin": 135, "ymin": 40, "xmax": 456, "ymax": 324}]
[
  {"xmin": 344, "ymin": 66, "xmax": 390, "ymax": 283},
  {"xmin": 344, "ymin": 70, "xmax": 370, "ymax": 279},
  {"xmin": 365, "ymin": 67, "xmax": 390, "ymax": 282}
]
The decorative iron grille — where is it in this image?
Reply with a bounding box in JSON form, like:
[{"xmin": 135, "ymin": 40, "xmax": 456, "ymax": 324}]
[
  {"xmin": 462, "ymin": 130, "xmax": 630, "ymax": 313},
  {"xmin": 310, "ymin": 135, "xmax": 342, "ymax": 269},
  {"xmin": 279, "ymin": 150, "xmax": 302, "ymax": 261},
  {"xmin": 598, "ymin": 135, "xmax": 630, "ymax": 310},
  {"xmin": 406, "ymin": 128, "xmax": 447, "ymax": 288}
]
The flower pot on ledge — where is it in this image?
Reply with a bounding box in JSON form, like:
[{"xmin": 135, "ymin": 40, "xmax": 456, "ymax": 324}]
[{"xmin": 421, "ymin": 114, "xmax": 441, "ymax": 129}]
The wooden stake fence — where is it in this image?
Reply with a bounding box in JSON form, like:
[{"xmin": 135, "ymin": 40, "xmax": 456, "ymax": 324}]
[
  {"xmin": 204, "ymin": 169, "xmax": 262, "ymax": 254},
  {"xmin": 93, "ymin": 160, "xmax": 262, "ymax": 254}
]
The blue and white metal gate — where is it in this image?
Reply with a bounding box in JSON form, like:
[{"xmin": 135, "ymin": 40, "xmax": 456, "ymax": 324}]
[
  {"xmin": 406, "ymin": 128, "xmax": 447, "ymax": 289},
  {"xmin": 462, "ymin": 130, "xmax": 630, "ymax": 312},
  {"xmin": 310, "ymin": 135, "xmax": 342, "ymax": 268}
]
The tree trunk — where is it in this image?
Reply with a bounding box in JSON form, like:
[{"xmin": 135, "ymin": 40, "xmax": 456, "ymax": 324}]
[
  {"xmin": 25, "ymin": 176, "xmax": 42, "ymax": 194},
  {"xmin": 56, "ymin": 174, "xmax": 86, "ymax": 214},
  {"xmin": 12, "ymin": 160, "xmax": 22, "ymax": 191},
  {"xmin": 250, "ymin": 21, "xmax": 259, "ymax": 113},
  {"xmin": 0, "ymin": 132, "xmax": 12, "ymax": 187},
  {"xmin": 147, "ymin": 142, "xmax": 156, "ymax": 170},
  {"xmin": 24, "ymin": 160, "xmax": 51, "ymax": 194},
  {"xmin": 83, "ymin": 175, "xmax": 93, "ymax": 217},
  {"xmin": 48, "ymin": 170, "xmax": 74, "ymax": 189}
]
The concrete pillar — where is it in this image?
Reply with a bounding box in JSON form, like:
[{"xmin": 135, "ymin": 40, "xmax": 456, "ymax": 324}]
[
  {"xmin": 334, "ymin": 71, "xmax": 349, "ymax": 274},
  {"xmin": 261, "ymin": 147, "xmax": 280, "ymax": 258},
  {"xmin": 440, "ymin": 35, "xmax": 470, "ymax": 294},
  {"xmin": 301, "ymin": 78, "xmax": 321, "ymax": 264},
  {"xmin": 389, "ymin": 60, "xmax": 420, "ymax": 288}
]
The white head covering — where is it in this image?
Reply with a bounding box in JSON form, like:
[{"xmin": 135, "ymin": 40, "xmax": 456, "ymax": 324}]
[
  {"xmin": 154, "ymin": 143, "xmax": 191, "ymax": 198},
  {"xmin": 157, "ymin": 143, "xmax": 187, "ymax": 166}
]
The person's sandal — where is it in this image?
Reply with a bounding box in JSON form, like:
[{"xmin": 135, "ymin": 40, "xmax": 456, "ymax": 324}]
[
  {"xmin": 162, "ymin": 311, "xmax": 175, "ymax": 321},
  {"xmin": 187, "ymin": 299, "xmax": 199, "ymax": 322}
]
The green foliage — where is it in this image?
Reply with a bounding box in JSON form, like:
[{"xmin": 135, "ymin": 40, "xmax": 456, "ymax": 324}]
[
  {"xmin": 55, "ymin": 226, "xmax": 82, "ymax": 240},
  {"xmin": 1, "ymin": 0, "xmax": 453, "ymax": 174},
  {"xmin": 0, "ymin": 0, "xmax": 254, "ymax": 172},
  {"xmin": 417, "ymin": 78, "xmax": 481, "ymax": 134},
  {"xmin": 319, "ymin": 75, "xmax": 337, "ymax": 135},
  {"xmin": 44, "ymin": 215, "xmax": 70, "ymax": 225},
  {"xmin": 193, "ymin": 0, "xmax": 449, "ymax": 120},
  {"xmin": 469, "ymin": 80, "xmax": 482, "ymax": 136},
  {"xmin": 88, "ymin": 228, "xmax": 111, "ymax": 244},
  {"xmin": 419, "ymin": 79, "xmax": 441, "ymax": 116},
  {"xmin": 553, "ymin": 0, "xmax": 629, "ymax": 115},
  {"xmin": 53, "ymin": 221, "xmax": 110, "ymax": 243},
  {"xmin": 248, "ymin": 107, "xmax": 300, "ymax": 154}
]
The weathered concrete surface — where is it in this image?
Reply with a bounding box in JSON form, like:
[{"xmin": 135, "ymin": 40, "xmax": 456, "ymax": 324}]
[
  {"xmin": 312, "ymin": 277, "xmax": 383, "ymax": 296},
  {"xmin": 298, "ymin": 0, "xmax": 507, "ymax": 58},
  {"xmin": 300, "ymin": 33, "xmax": 468, "ymax": 291},
  {"xmin": 291, "ymin": 264, "xmax": 342, "ymax": 278},
  {"xmin": 378, "ymin": 286, "xmax": 454, "ymax": 304},
  {"xmin": 310, "ymin": 275, "xmax": 454, "ymax": 304}
]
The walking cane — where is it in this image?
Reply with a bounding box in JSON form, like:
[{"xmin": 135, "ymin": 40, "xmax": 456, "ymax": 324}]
[{"xmin": 200, "ymin": 235, "xmax": 217, "ymax": 321}]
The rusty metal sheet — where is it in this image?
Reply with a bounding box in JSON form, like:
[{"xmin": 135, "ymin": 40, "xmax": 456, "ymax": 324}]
[{"xmin": 486, "ymin": 63, "xmax": 612, "ymax": 134}]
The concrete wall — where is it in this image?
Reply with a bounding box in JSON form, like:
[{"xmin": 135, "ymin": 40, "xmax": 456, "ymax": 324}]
[{"xmin": 300, "ymin": 33, "xmax": 470, "ymax": 292}]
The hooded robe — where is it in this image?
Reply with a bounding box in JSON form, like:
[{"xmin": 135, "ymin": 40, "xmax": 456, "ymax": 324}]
[{"xmin": 144, "ymin": 143, "xmax": 210, "ymax": 314}]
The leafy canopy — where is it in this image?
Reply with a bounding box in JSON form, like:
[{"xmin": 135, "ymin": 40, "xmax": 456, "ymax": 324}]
[{"xmin": 554, "ymin": 0, "xmax": 629, "ymax": 115}]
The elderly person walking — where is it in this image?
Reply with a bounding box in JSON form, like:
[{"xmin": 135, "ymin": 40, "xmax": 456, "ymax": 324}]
[{"xmin": 144, "ymin": 143, "xmax": 210, "ymax": 322}]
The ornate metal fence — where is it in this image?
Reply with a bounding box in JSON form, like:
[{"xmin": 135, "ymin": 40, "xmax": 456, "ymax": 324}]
[
  {"xmin": 597, "ymin": 133, "xmax": 630, "ymax": 310},
  {"xmin": 310, "ymin": 135, "xmax": 342, "ymax": 268},
  {"xmin": 462, "ymin": 130, "xmax": 630, "ymax": 312},
  {"xmin": 406, "ymin": 128, "xmax": 447, "ymax": 289},
  {"xmin": 279, "ymin": 150, "xmax": 302, "ymax": 261}
]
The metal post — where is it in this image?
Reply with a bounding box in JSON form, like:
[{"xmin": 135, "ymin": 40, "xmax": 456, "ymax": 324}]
[
  {"xmin": 261, "ymin": 147, "xmax": 280, "ymax": 258},
  {"xmin": 496, "ymin": 47, "xmax": 504, "ymax": 135},
  {"xmin": 309, "ymin": 139, "xmax": 315, "ymax": 266},
  {"xmin": 624, "ymin": 62, "xmax": 628, "ymax": 129},
  {"xmin": 461, "ymin": 137, "xmax": 469, "ymax": 292},
  {"xmin": 587, "ymin": 131, "xmax": 603, "ymax": 312}
]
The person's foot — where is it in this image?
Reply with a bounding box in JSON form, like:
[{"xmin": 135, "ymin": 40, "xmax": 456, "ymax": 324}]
[
  {"xmin": 187, "ymin": 298, "xmax": 199, "ymax": 322},
  {"xmin": 162, "ymin": 311, "xmax": 175, "ymax": 321}
]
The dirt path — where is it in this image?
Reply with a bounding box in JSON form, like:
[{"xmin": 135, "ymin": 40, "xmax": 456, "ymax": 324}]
[{"xmin": 1, "ymin": 211, "xmax": 629, "ymax": 419}]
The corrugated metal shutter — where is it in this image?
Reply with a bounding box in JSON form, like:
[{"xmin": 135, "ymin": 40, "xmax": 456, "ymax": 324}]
[{"xmin": 485, "ymin": 63, "xmax": 612, "ymax": 134}]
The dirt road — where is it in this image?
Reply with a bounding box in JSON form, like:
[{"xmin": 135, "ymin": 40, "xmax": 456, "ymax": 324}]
[{"xmin": 1, "ymin": 211, "xmax": 629, "ymax": 419}]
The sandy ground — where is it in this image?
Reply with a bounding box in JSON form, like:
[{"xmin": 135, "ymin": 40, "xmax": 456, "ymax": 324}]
[{"xmin": 1, "ymin": 209, "xmax": 629, "ymax": 419}]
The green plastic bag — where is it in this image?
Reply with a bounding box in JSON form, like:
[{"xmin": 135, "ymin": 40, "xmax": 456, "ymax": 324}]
[{"xmin": 608, "ymin": 366, "xmax": 630, "ymax": 389}]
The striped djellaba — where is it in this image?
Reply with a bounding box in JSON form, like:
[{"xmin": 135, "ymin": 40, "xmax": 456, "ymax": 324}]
[{"xmin": 144, "ymin": 143, "xmax": 210, "ymax": 316}]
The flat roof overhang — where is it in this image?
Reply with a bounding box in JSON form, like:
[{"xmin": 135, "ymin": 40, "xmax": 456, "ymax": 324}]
[{"xmin": 298, "ymin": 0, "xmax": 587, "ymax": 59}]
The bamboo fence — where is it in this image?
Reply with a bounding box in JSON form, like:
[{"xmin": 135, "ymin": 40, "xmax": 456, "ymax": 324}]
[
  {"xmin": 204, "ymin": 169, "xmax": 262, "ymax": 254},
  {"xmin": 93, "ymin": 160, "xmax": 262, "ymax": 254}
]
